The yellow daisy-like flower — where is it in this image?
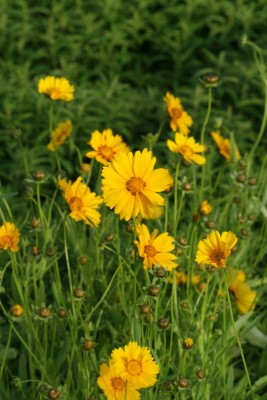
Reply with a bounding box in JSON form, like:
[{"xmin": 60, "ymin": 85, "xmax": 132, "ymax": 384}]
[
  {"xmin": 111, "ymin": 341, "xmax": 160, "ymax": 389},
  {"xmin": 134, "ymin": 224, "xmax": 177, "ymax": 270},
  {"xmin": 211, "ymin": 130, "xmax": 241, "ymax": 161},
  {"xmin": 86, "ymin": 129, "xmax": 130, "ymax": 165},
  {"xmin": 200, "ymin": 200, "xmax": 212, "ymax": 216},
  {"xmin": 195, "ymin": 231, "xmax": 237, "ymax": 268},
  {"xmin": 47, "ymin": 120, "xmax": 73, "ymax": 152},
  {"xmin": 167, "ymin": 133, "xmax": 206, "ymax": 165},
  {"xmin": 38, "ymin": 76, "xmax": 75, "ymax": 101},
  {"xmin": 0, "ymin": 222, "xmax": 20, "ymax": 252},
  {"xmin": 97, "ymin": 361, "xmax": 140, "ymax": 400},
  {"xmin": 227, "ymin": 269, "xmax": 256, "ymax": 314},
  {"xmin": 58, "ymin": 176, "xmax": 102, "ymax": 226},
  {"xmin": 101, "ymin": 148, "xmax": 173, "ymax": 221},
  {"xmin": 233, "ymin": 281, "xmax": 256, "ymax": 314},
  {"xmin": 164, "ymin": 92, "xmax": 193, "ymax": 134}
]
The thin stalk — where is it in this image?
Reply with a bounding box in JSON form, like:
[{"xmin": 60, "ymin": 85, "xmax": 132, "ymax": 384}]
[
  {"xmin": 223, "ymin": 270, "xmax": 254, "ymax": 400},
  {"xmin": 200, "ymin": 87, "xmax": 212, "ymax": 199},
  {"xmin": 173, "ymin": 160, "xmax": 181, "ymax": 238}
]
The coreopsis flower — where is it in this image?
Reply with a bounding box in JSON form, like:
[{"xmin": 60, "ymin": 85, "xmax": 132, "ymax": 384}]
[
  {"xmin": 111, "ymin": 341, "xmax": 160, "ymax": 389},
  {"xmin": 38, "ymin": 76, "xmax": 74, "ymax": 101},
  {"xmin": 0, "ymin": 222, "xmax": 20, "ymax": 252},
  {"xmin": 167, "ymin": 133, "xmax": 206, "ymax": 165},
  {"xmin": 195, "ymin": 231, "xmax": 237, "ymax": 268},
  {"xmin": 211, "ymin": 130, "xmax": 241, "ymax": 161},
  {"xmin": 101, "ymin": 149, "xmax": 173, "ymax": 221},
  {"xmin": 164, "ymin": 92, "xmax": 193, "ymax": 134},
  {"xmin": 134, "ymin": 224, "xmax": 178, "ymax": 270},
  {"xmin": 86, "ymin": 129, "xmax": 130, "ymax": 165},
  {"xmin": 200, "ymin": 200, "xmax": 212, "ymax": 216},
  {"xmin": 47, "ymin": 120, "xmax": 72, "ymax": 152},
  {"xmin": 227, "ymin": 269, "xmax": 256, "ymax": 314},
  {"xmin": 58, "ymin": 176, "xmax": 102, "ymax": 226},
  {"xmin": 97, "ymin": 360, "xmax": 140, "ymax": 400}
]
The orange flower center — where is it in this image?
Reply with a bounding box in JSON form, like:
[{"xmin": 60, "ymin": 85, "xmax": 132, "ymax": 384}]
[
  {"xmin": 69, "ymin": 196, "xmax": 83, "ymax": 212},
  {"xmin": 126, "ymin": 177, "xmax": 146, "ymax": 196},
  {"xmin": 171, "ymin": 107, "xmax": 183, "ymax": 119},
  {"xmin": 210, "ymin": 249, "xmax": 226, "ymax": 267},
  {"xmin": 99, "ymin": 145, "xmax": 114, "ymax": 160},
  {"xmin": 180, "ymin": 144, "xmax": 194, "ymax": 158},
  {"xmin": 111, "ymin": 377, "xmax": 125, "ymax": 392},
  {"xmin": 126, "ymin": 359, "xmax": 143, "ymax": 376},
  {"xmin": 144, "ymin": 244, "xmax": 157, "ymax": 257}
]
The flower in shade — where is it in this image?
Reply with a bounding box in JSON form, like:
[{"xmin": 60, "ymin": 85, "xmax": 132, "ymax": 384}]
[
  {"xmin": 47, "ymin": 120, "xmax": 73, "ymax": 152},
  {"xmin": 111, "ymin": 341, "xmax": 160, "ymax": 389},
  {"xmin": 200, "ymin": 200, "xmax": 212, "ymax": 216},
  {"xmin": 97, "ymin": 361, "xmax": 140, "ymax": 400},
  {"xmin": 164, "ymin": 92, "xmax": 193, "ymax": 134},
  {"xmin": 195, "ymin": 231, "xmax": 237, "ymax": 268},
  {"xmin": 38, "ymin": 76, "xmax": 74, "ymax": 101},
  {"xmin": 86, "ymin": 129, "xmax": 130, "ymax": 165},
  {"xmin": 228, "ymin": 269, "xmax": 256, "ymax": 314},
  {"xmin": 58, "ymin": 176, "xmax": 102, "ymax": 226},
  {"xmin": 167, "ymin": 133, "xmax": 206, "ymax": 165},
  {"xmin": 0, "ymin": 222, "xmax": 20, "ymax": 252},
  {"xmin": 134, "ymin": 224, "xmax": 177, "ymax": 270},
  {"xmin": 101, "ymin": 148, "xmax": 173, "ymax": 221},
  {"xmin": 211, "ymin": 130, "xmax": 240, "ymax": 161}
]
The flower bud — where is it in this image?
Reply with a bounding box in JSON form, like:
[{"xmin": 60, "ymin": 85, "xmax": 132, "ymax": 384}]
[
  {"xmin": 82, "ymin": 339, "xmax": 95, "ymax": 351},
  {"xmin": 32, "ymin": 170, "xmax": 45, "ymax": 182},
  {"xmin": 178, "ymin": 376, "xmax": 190, "ymax": 389},
  {"xmin": 10, "ymin": 377, "xmax": 21, "ymax": 390},
  {"xmin": 183, "ymin": 337, "xmax": 194, "ymax": 350},
  {"xmin": 48, "ymin": 388, "xmax": 61, "ymax": 399},
  {"xmin": 162, "ymin": 380, "xmax": 173, "ymax": 392},
  {"xmin": 21, "ymin": 185, "xmax": 34, "ymax": 199},
  {"xmin": 199, "ymin": 74, "xmax": 221, "ymax": 87},
  {"xmin": 31, "ymin": 246, "xmax": 40, "ymax": 256},
  {"xmin": 56, "ymin": 308, "xmax": 68, "ymax": 319},
  {"xmin": 240, "ymin": 227, "xmax": 249, "ymax": 237},
  {"xmin": 38, "ymin": 307, "xmax": 51, "ymax": 319},
  {"xmin": 46, "ymin": 247, "xmax": 56, "ymax": 256},
  {"xmin": 105, "ymin": 232, "xmax": 114, "ymax": 242},
  {"xmin": 205, "ymin": 220, "xmax": 216, "ymax": 229},
  {"xmin": 157, "ymin": 317, "xmax": 169, "ymax": 329},
  {"xmin": 196, "ymin": 369, "xmax": 206, "ymax": 380},
  {"xmin": 38, "ymin": 383, "xmax": 48, "ymax": 393},
  {"xmin": 10, "ymin": 304, "xmax": 23, "ymax": 318},
  {"xmin": 30, "ymin": 217, "xmax": 40, "ymax": 229},
  {"xmin": 73, "ymin": 288, "xmax": 85, "ymax": 298},
  {"xmin": 182, "ymin": 182, "xmax": 192, "ymax": 192},
  {"xmin": 177, "ymin": 237, "xmax": 187, "ymax": 246},
  {"xmin": 155, "ymin": 267, "xmax": 166, "ymax": 278},
  {"xmin": 79, "ymin": 256, "xmax": 88, "ymax": 266},
  {"xmin": 147, "ymin": 285, "xmax": 160, "ymax": 297},
  {"xmin": 236, "ymin": 173, "xmax": 246, "ymax": 184},
  {"xmin": 139, "ymin": 304, "xmax": 150, "ymax": 315},
  {"xmin": 248, "ymin": 176, "xmax": 257, "ymax": 186},
  {"xmin": 126, "ymin": 222, "xmax": 135, "ymax": 232}
]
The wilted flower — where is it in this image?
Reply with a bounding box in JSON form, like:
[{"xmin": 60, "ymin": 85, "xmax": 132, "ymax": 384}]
[{"xmin": 47, "ymin": 120, "xmax": 73, "ymax": 152}]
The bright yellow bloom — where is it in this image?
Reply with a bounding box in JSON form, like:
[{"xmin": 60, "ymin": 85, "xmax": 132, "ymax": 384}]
[
  {"xmin": 97, "ymin": 361, "xmax": 140, "ymax": 400},
  {"xmin": 167, "ymin": 133, "xmax": 206, "ymax": 165},
  {"xmin": 47, "ymin": 120, "xmax": 73, "ymax": 152},
  {"xmin": 200, "ymin": 200, "xmax": 212, "ymax": 216},
  {"xmin": 164, "ymin": 92, "xmax": 193, "ymax": 134},
  {"xmin": 58, "ymin": 176, "xmax": 102, "ymax": 226},
  {"xmin": 0, "ymin": 222, "xmax": 20, "ymax": 252},
  {"xmin": 134, "ymin": 224, "xmax": 177, "ymax": 270},
  {"xmin": 86, "ymin": 129, "xmax": 130, "ymax": 165},
  {"xmin": 102, "ymin": 149, "xmax": 173, "ymax": 221},
  {"xmin": 111, "ymin": 341, "xmax": 160, "ymax": 389},
  {"xmin": 227, "ymin": 269, "xmax": 256, "ymax": 314},
  {"xmin": 211, "ymin": 130, "xmax": 240, "ymax": 161},
  {"xmin": 195, "ymin": 231, "xmax": 237, "ymax": 268},
  {"xmin": 38, "ymin": 76, "xmax": 74, "ymax": 101},
  {"xmin": 233, "ymin": 281, "xmax": 256, "ymax": 314}
]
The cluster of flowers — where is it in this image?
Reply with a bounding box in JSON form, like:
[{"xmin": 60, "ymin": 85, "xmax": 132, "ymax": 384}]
[{"xmin": 97, "ymin": 341, "xmax": 160, "ymax": 400}]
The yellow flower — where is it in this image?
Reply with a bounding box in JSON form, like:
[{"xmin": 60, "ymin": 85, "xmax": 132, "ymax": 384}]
[
  {"xmin": 211, "ymin": 130, "xmax": 240, "ymax": 161},
  {"xmin": 0, "ymin": 222, "xmax": 20, "ymax": 252},
  {"xmin": 164, "ymin": 92, "xmax": 193, "ymax": 134},
  {"xmin": 58, "ymin": 176, "xmax": 102, "ymax": 226},
  {"xmin": 101, "ymin": 148, "xmax": 173, "ymax": 221},
  {"xmin": 86, "ymin": 129, "xmax": 130, "ymax": 165},
  {"xmin": 134, "ymin": 224, "xmax": 178, "ymax": 270},
  {"xmin": 111, "ymin": 341, "xmax": 160, "ymax": 389},
  {"xmin": 195, "ymin": 231, "xmax": 237, "ymax": 268},
  {"xmin": 10, "ymin": 304, "xmax": 24, "ymax": 317},
  {"xmin": 47, "ymin": 120, "xmax": 73, "ymax": 152},
  {"xmin": 233, "ymin": 282, "xmax": 256, "ymax": 314},
  {"xmin": 97, "ymin": 361, "xmax": 140, "ymax": 400},
  {"xmin": 227, "ymin": 269, "xmax": 256, "ymax": 314},
  {"xmin": 167, "ymin": 133, "xmax": 206, "ymax": 165},
  {"xmin": 200, "ymin": 200, "xmax": 212, "ymax": 216},
  {"xmin": 169, "ymin": 271, "xmax": 187, "ymax": 285},
  {"xmin": 38, "ymin": 76, "xmax": 74, "ymax": 101}
]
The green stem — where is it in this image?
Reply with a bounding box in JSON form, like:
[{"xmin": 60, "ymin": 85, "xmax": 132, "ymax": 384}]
[
  {"xmin": 200, "ymin": 87, "xmax": 212, "ymax": 199},
  {"xmin": 223, "ymin": 270, "xmax": 254, "ymax": 400},
  {"xmin": 173, "ymin": 160, "xmax": 181, "ymax": 238},
  {"xmin": 63, "ymin": 219, "xmax": 76, "ymax": 320},
  {"xmin": 49, "ymin": 101, "xmax": 54, "ymax": 134}
]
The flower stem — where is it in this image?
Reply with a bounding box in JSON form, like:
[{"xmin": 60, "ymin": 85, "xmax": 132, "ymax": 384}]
[
  {"xmin": 173, "ymin": 159, "xmax": 181, "ymax": 238},
  {"xmin": 200, "ymin": 87, "xmax": 212, "ymax": 199},
  {"xmin": 223, "ymin": 270, "xmax": 254, "ymax": 400}
]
